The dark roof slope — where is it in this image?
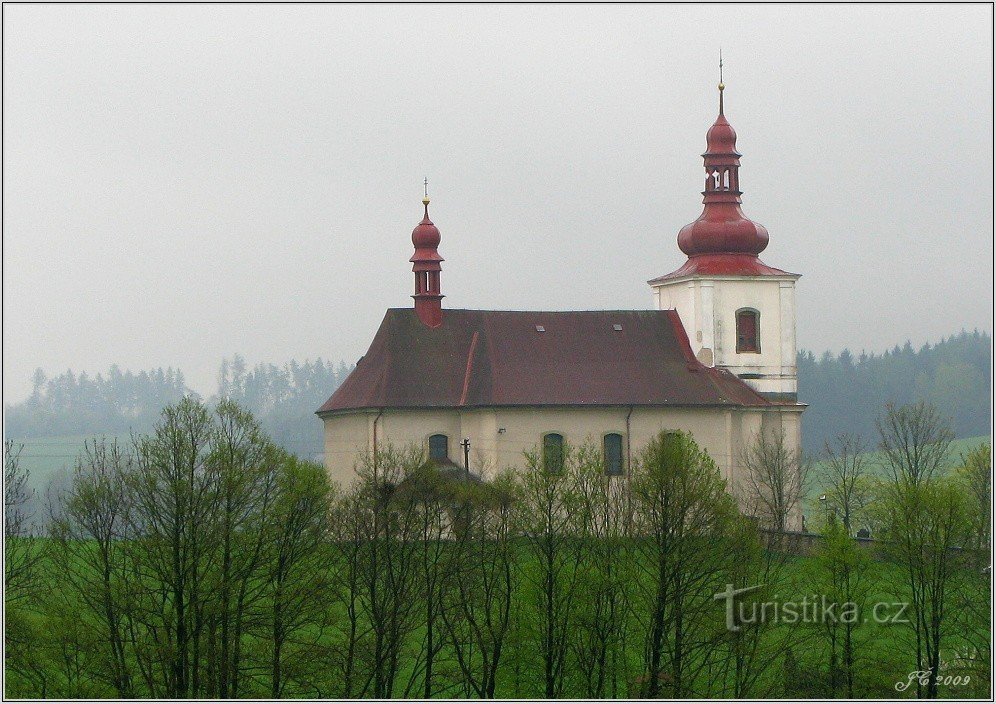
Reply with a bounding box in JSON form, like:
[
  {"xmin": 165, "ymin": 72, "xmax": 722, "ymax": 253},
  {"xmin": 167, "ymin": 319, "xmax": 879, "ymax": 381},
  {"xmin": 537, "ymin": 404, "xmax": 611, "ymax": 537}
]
[{"xmin": 318, "ymin": 309, "xmax": 770, "ymax": 414}]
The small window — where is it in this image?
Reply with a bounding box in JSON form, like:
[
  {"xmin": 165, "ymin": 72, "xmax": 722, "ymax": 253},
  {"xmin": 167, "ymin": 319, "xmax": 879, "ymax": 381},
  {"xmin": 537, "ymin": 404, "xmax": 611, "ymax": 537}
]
[
  {"xmin": 428, "ymin": 434, "xmax": 449, "ymax": 461},
  {"xmin": 736, "ymin": 308, "xmax": 760, "ymax": 353},
  {"xmin": 603, "ymin": 433, "xmax": 624, "ymax": 476},
  {"xmin": 542, "ymin": 433, "xmax": 564, "ymax": 473}
]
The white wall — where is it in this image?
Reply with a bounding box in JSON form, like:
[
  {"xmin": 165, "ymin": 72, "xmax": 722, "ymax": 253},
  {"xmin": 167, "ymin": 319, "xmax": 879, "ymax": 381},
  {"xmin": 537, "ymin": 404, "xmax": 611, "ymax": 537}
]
[{"xmin": 653, "ymin": 274, "xmax": 799, "ymax": 398}]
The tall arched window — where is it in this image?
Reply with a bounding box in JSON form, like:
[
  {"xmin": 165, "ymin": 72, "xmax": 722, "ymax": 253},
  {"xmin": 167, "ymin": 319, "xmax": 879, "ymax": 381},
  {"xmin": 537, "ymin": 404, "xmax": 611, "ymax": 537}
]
[
  {"xmin": 543, "ymin": 433, "xmax": 564, "ymax": 473},
  {"xmin": 428, "ymin": 434, "xmax": 449, "ymax": 462},
  {"xmin": 603, "ymin": 433, "xmax": 624, "ymax": 476},
  {"xmin": 736, "ymin": 308, "xmax": 760, "ymax": 353}
]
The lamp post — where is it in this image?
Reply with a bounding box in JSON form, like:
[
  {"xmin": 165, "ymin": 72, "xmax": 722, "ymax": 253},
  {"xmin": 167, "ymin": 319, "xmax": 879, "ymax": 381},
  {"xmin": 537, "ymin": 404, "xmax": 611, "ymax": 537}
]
[
  {"xmin": 818, "ymin": 494, "xmax": 832, "ymax": 526},
  {"xmin": 460, "ymin": 438, "xmax": 471, "ymax": 482}
]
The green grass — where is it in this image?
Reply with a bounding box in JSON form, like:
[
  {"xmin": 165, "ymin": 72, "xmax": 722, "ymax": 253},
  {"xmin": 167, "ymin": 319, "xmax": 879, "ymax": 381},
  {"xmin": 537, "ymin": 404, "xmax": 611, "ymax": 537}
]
[
  {"xmin": 6, "ymin": 538, "xmax": 988, "ymax": 699},
  {"xmin": 806, "ymin": 434, "xmax": 990, "ymax": 507}
]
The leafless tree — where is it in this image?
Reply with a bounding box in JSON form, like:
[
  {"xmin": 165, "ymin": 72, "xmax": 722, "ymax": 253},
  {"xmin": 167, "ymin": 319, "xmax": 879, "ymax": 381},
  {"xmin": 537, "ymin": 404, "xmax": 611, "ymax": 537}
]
[
  {"xmin": 877, "ymin": 401, "xmax": 954, "ymax": 487},
  {"xmin": 4, "ymin": 440, "xmax": 41, "ymax": 602},
  {"xmin": 569, "ymin": 440, "xmax": 634, "ymax": 698},
  {"xmin": 819, "ymin": 433, "xmax": 874, "ymax": 534},
  {"xmin": 337, "ymin": 445, "xmax": 424, "ymax": 698},
  {"xmin": 737, "ymin": 427, "xmax": 809, "ymax": 533},
  {"xmin": 876, "ymin": 402, "xmax": 968, "ymax": 699}
]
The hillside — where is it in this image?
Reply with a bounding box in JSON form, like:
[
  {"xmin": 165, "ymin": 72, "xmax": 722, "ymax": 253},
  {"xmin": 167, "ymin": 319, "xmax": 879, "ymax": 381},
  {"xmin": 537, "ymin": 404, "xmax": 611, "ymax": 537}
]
[{"xmin": 798, "ymin": 330, "xmax": 990, "ymax": 454}]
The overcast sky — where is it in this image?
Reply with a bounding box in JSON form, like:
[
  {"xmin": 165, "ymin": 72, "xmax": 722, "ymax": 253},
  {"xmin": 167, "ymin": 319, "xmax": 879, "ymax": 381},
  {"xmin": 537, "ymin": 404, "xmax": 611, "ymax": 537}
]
[{"xmin": 3, "ymin": 4, "xmax": 993, "ymax": 402}]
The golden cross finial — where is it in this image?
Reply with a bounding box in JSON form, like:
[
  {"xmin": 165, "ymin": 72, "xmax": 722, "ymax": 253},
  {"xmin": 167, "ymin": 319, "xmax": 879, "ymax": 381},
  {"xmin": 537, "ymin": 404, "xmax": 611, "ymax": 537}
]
[{"xmin": 423, "ymin": 177, "xmax": 430, "ymax": 205}]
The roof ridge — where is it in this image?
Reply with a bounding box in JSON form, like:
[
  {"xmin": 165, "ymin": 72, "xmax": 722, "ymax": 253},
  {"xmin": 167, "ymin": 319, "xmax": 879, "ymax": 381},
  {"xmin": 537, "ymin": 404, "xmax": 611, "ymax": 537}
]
[{"xmin": 384, "ymin": 307, "xmax": 670, "ymax": 314}]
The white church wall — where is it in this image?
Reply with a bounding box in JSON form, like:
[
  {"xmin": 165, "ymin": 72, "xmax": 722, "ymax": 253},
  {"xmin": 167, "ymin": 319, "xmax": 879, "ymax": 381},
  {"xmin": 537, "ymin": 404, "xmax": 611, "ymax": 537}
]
[
  {"xmin": 653, "ymin": 275, "xmax": 798, "ymax": 397},
  {"xmin": 323, "ymin": 405, "xmax": 780, "ymax": 491}
]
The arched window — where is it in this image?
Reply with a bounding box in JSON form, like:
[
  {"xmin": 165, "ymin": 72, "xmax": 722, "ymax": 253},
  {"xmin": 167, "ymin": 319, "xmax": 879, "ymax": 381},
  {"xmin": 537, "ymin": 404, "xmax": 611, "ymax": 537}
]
[
  {"xmin": 603, "ymin": 433, "xmax": 624, "ymax": 476},
  {"xmin": 428, "ymin": 434, "xmax": 449, "ymax": 462},
  {"xmin": 543, "ymin": 433, "xmax": 564, "ymax": 473},
  {"xmin": 736, "ymin": 308, "xmax": 760, "ymax": 353}
]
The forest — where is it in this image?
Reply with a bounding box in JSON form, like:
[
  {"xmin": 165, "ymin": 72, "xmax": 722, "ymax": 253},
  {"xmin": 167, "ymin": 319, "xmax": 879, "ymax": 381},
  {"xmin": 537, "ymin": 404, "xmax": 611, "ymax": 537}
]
[
  {"xmin": 3, "ymin": 330, "xmax": 991, "ymax": 460},
  {"xmin": 3, "ymin": 398, "xmax": 991, "ymax": 699}
]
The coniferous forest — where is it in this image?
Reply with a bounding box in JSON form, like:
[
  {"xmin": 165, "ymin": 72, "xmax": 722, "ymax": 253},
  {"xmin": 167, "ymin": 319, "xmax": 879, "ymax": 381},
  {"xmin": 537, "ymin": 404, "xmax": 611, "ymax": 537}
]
[{"xmin": 4, "ymin": 330, "xmax": 991, "ymax": 458}]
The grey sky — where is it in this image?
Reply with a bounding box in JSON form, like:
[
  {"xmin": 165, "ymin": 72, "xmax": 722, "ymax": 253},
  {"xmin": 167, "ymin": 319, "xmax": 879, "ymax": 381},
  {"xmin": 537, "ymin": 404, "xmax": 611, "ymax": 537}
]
[{"xmin": 3, "ymin": 4, "xmax": 993, "ymax": 402}]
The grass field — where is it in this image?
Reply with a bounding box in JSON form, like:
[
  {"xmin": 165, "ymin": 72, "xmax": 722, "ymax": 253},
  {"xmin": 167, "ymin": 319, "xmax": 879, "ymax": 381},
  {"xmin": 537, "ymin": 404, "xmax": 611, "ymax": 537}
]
[
  {"xmin": 804, "ymin": 434, "xmax": 991, "ymax": 517},
  {"xmin": 4, "ymin": 535, "xmax": 989, "ymax": 699}
]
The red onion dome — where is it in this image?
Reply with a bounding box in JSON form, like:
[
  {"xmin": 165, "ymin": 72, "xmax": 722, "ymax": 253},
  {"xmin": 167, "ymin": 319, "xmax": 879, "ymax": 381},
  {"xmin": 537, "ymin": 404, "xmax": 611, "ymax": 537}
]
[
  {"xmin": 705, "ymin": 113, "xmax": 738, "ymax": 155},
  {"xmin": 677, "ymin": 205, "xmax": 769, "ymax": 256},
  {"xmin": 412, "ymin": 199, "xmax": 441, "ymax": 249}
]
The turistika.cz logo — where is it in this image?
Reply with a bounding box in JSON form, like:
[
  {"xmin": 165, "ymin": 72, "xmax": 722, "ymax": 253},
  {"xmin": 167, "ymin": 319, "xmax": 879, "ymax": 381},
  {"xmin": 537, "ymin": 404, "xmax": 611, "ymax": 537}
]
[{"xmin": 713, "ymin": 583, "xmax": 910, "ymax": 632}]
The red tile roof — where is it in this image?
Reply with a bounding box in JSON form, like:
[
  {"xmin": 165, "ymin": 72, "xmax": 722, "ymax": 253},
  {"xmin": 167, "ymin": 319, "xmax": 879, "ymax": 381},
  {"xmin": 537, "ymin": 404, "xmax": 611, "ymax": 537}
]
[
  {"xmin": 317, "ymin": 308, "xmax": 771, "ymax": 414},
  {"xmin": 648, "ymin": 254, "xmax": 798, "ymax": 284}
]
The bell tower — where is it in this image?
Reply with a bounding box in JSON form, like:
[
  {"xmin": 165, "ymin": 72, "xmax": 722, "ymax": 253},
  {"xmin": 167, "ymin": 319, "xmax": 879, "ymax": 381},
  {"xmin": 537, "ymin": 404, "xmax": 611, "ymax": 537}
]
[
  {"xmin": 649, "ymin": 75, "xmax": 800, "ymax": 401},
  {"xmin": 410, "ymin": 183, "xmax": 444, "ymax": 328}
]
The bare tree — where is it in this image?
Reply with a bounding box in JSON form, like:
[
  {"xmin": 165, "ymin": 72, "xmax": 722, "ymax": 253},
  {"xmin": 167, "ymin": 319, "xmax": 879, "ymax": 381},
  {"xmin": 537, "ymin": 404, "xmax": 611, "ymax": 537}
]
[
  {"xmin": 738, "ymin": 427, "xmax": 809, "ymax": 533},
  {"xmin": 877, "ymin": 401, "xmax": 954, "ymax": 487},
  {"xmin": 340, "ymin": 445, "xmax": 425, "ymax": 698},
  {"xmin": 876, "ymin": 400, "xmax": 968, "ymax": 699},
  {"xmin": 4, "ymin": 440, "xmax": 41, "ymax": 602},
  {"xmin": 820, "ymin": 433, "xmax": 874, "ymax": 534},
  {"xmin": 702, "ymin": 518, "xmax": 812, "ymax": 698},
  {"xmin": 393, "ymin": 463, "xmax": 458, "ymax": 699}
]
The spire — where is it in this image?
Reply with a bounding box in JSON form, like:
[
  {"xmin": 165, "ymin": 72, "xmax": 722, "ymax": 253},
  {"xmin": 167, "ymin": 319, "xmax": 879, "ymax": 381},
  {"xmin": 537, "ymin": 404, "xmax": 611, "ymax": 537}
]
[
  {"xmin": 718, "ymin": 48, "xmax": 724, "ymax": 115},
  {"xmin": 675, "ymin": 79, "xmax": 769, "ymax": 260},
  {"xmin": 410, "ymin": 184, "xmax": 444, "ymax": 328}
]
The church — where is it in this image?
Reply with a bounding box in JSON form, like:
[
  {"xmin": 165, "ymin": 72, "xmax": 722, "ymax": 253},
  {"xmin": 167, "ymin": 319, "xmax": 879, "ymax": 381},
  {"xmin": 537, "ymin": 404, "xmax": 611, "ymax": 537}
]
[{"xmin": 318, "ymin": 80, "xmax": 805, "ymax": 526}]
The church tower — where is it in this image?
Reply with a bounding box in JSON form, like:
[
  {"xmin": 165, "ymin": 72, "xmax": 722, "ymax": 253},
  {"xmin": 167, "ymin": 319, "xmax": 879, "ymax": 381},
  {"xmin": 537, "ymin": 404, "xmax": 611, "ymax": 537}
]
[
  {"xmin": 649, "ymin": 76, "xmax": 800, "ymax": 401},
  {"xmin": 411, "ymin": 187, "xmax": 444, "ymax": 328}
]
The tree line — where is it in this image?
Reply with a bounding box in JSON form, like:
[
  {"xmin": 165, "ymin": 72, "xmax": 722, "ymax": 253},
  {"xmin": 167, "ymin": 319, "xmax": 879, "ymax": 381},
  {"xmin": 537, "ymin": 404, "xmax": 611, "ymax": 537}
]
[
  {"xmin": 4, "ymin": 356, "xmax": 352, "ymax": 458},
  {"xmin": 798, "ymin": 329, "xmax": 991, "ymax": 453},
  {"xmin": 4, "ymin": 329, "xmax": 991, "ymax": 460},
  {"xmin": 4, "ymin": 398, "xmax": 990, "ymax": 698}
]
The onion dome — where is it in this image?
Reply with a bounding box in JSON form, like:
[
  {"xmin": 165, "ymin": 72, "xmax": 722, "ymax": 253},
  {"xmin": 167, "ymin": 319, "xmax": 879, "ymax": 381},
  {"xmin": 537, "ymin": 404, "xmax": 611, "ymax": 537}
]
[
  {"xmin": 649, "ymin": 78, "xmax": 792, "ymax": 284},
  {"xmin": 411, "ymin": 197, "xmax": 442, "ymax": 257},
  {"xmin": 677, "ymin": 80, "xmax": 769, "ymax": 258},
  {"xmin": 410, "ymin": 188, "xmax": 444, "ymax": 328}
]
